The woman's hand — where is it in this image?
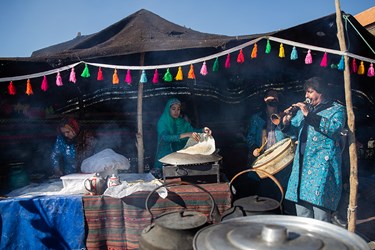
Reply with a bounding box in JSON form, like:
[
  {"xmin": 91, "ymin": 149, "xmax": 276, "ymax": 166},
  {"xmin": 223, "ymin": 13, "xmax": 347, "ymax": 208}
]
[{"xmin": 203, "ymin": 127, "xmax": 212, "ymax": 136}]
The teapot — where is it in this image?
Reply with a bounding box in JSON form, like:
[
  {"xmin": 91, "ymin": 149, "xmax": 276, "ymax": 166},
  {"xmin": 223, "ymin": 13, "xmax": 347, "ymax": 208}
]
[
  {"xmin": 84, "ymin": 173, "xmax": 107, "ymax": 195},
  {"xmin": 107, "ymin": 174, "xmax": 121, "ymax": 187}
]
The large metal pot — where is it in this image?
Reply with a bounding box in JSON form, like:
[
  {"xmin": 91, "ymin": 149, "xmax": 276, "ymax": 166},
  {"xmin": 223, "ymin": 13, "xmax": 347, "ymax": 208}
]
[
  {"xmin": 139, "ymin": 181, "xmax": 219, "ymax": 250},
  {"xmin": 221, "ymin": 168, "xmax": 283, "ymax": 221},
  {"xmin": 194, "ymin": 215, "xmax": 370, "ymax": 249}
]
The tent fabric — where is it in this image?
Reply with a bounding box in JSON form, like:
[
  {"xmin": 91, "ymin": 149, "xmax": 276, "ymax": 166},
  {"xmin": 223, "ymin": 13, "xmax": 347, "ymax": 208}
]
[{"xmin": 0, "ymin": 195, "xmax": 86, "ymax": 250}]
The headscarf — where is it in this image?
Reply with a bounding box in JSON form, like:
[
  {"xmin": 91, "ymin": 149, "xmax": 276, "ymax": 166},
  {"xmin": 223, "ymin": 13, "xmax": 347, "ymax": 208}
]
[
  {"xmin": 157, "ymin": 98, "xmax": 194, "ymax": 150},
  {"xmin": 59, "ymin": 116, "xmax": 80, "ymax": 136}
]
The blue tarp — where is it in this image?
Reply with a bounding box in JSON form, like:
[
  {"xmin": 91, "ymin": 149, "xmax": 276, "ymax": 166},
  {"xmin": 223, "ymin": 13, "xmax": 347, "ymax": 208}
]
[{"xmin": 0, "ymin": 195, "xmax": 86, "ymax": 250}]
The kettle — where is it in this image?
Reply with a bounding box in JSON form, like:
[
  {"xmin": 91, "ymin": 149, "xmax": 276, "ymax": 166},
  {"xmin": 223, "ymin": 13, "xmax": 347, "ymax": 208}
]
[
  {"xmin": 84, "ymin": 173, "xmax": 107, "ymax": 195},
  {"xmin": 138, "ymin": 181, "xmax": 220, "ymax": 250},
  {"xmin": 107, "ymin": 174, "xmax": 121, "ymax": 187}
]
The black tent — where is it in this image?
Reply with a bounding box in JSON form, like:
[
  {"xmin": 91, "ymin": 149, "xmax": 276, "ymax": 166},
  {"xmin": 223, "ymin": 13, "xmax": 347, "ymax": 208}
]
[{"xmin": 0, "ymin": 9, "xmax": 374, "ymax": 179}]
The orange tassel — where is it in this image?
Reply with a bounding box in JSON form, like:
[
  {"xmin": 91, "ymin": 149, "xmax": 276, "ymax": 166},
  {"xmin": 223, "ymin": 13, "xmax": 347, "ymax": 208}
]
[
  {"xmin": 357, "ymin": 61, "xmax": 365, "ymax": 75},
  {"xmin": 112, "ymin": 69, "xmax": 119, "ymax": 84},
  {"xmin": 175, "ymin": 66, "xmax": 183, "ymax": 80},
  {"xmin": 251, "ymin": 44, "xmax": 258, "ymax": 59},
  {"xmin": 188, "ymin": 64, "xmax": 196, "ymax": 79},
  {"xmin": 26, "ymin": 79, "xmax": 33, "ymax": 95}
]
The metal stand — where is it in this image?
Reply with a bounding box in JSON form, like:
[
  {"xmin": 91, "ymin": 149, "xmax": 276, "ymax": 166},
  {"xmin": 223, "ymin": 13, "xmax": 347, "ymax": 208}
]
[{"xmin": 162, "ymin": 161, "xmax": 220, "ymax": 183}]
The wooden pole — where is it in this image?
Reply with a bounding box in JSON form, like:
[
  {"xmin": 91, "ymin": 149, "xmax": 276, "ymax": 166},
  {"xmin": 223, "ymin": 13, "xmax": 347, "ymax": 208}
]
[
  {"xmin": 335, "ymin": 0, "xmax": 358, "ymax": 232},
  {"xmin": 137, "ymin": 52, "xmax": 145, "ymax": 173}
]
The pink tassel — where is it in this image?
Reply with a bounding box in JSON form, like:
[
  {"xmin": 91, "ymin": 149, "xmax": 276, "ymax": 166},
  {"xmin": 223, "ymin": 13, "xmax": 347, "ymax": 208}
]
[
  {"xmin": 236, "ymin": 49, "xmax": 245, "ymax": 64},
  {"xmin": 125, "ymin": 69, "xmax": 132, "ymax": 85},
  {"xmin": 56, "ymin": 72, "xmax": 63, "ymax": 86},
  {"xmin": 351, "ymin": 58, "xmax": 358, "ymax": 73},
  {"xmin": 320, "ymin": 52, "xmax": 328, "ymax": 67},
  {"xmin": 368, "ymin": 63, "xmax": 375, "ymax": 77},
  {"xmin": 305, "ymin": 50, "xmax": 313, "ymax": 64},
  {"xmin": 225, "ymin": 54, "xmax": 231, "ymax": 68},
  {"xmin": 200, "ymin": 62, "xmax": 208, "ymax": 76},
  {"xmin": 69, "ymin": 68, "xmax": 76, "ymax": 83},
  {"xmin": 152, "ymin": 69, "xmax": 159, "ymax": 84},
  {"xmin": 97, "ymin": 67, "xmax": 104, "ymax": 81},
  {"xmin": 41, "ymin": 76, "xmax": 48, "ymax": 91}
]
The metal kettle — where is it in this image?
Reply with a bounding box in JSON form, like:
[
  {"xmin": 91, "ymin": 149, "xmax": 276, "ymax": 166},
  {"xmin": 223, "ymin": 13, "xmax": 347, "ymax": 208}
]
[
  {"xmin": 138, "ymin": 181, "xmax": 220, "ymax": 250},
  {"xmin": 84, "ymin": 173, "xmax": 107, "ymax": 195}
]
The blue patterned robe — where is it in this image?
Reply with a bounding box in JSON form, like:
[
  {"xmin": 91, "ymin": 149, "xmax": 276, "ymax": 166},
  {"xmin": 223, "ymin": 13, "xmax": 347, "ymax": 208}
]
[{"xmin": 285, "ymin": 101, "xmax": 346, "ymax": 211}]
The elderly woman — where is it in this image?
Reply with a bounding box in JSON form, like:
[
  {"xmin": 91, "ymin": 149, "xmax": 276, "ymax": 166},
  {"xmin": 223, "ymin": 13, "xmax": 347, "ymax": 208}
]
[
  {"xmin": 153, "ymin": 98, "xmax": 212, "ymax": 178},
  {"xmin": 51, "ymin": 116, "xmax": 97, "ymax": 176}
]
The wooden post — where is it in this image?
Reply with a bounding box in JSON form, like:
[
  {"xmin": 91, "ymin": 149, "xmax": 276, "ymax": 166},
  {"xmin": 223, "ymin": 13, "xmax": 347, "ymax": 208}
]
[
  {"xmin": 335, "ymin": 0, "xmax": 358, "ymax": 232},
  {"xmin": 137, "ymin": 53, "xmax": 145, "ymax": 173}
]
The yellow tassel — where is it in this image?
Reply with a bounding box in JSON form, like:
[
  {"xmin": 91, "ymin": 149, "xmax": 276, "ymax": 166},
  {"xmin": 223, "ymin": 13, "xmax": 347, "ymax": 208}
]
[
  {"xmin": 357, "ymin": 61, "xmax": 365, "ymax": 75},
  {"xmin": 251, "ymin": 44, "xmax": 258, "ymax": 58},
  {"xmin": 26, "ymin": 79, "xmax": 33, "ymax": 95},
  {"xmin": 279, "ymin": 43, "xmax": 285, "ymax": 58},
  {"xmin": 112, "ymin": 69, "xmax": 119, "ymax": 84},
  {"xmin": 188, "ymin": 64, "xmax": 195, "ymax": 79},
  {"xmin": 175, "ymin": 66, "xmax": 183, "ymax": 81}
]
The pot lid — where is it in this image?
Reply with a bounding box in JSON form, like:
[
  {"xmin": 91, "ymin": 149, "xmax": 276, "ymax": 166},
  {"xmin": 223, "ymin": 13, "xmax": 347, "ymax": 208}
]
[
  {"xmin": 233, "ymin": 195, "xmax": 280, "ymax": 212},
  {"xmin": 193, "ymin": 215, "xmax": 370, "ymax": 250},
  {"xmin": 155, "ymin": 210, "xmax": 207, "ymax": 230}
]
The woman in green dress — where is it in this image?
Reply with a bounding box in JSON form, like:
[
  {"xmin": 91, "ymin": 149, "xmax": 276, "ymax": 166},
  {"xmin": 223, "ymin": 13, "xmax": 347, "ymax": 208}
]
[{"xmin": 153, "ymin": 98, "xmax": 212, "ymax": 178}]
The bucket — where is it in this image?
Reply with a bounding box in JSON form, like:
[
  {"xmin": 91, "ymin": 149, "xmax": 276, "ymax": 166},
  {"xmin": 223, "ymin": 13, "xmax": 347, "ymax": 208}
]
[{"xmin": 8, "ymin": 162, "xmax": 30, "ymax": 190}]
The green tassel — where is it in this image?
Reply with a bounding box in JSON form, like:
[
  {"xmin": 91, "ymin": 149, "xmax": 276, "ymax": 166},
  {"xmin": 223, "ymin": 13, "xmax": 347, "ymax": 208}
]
[
  {"xmin": 81, "ymin": 64, "xmax": 90, "ymax": 78},
  {"xmin": 163, "ymin": 68, "xmax": 173, "ymax": 82},
  {"xmin": 140, "ymin": 70, "xmax": 147, "ymax": 83},
  {"xmin": 265, "ymin": 39, "xmax": 271, "ymax": 54},
  {"xmin": 212, "ymin": 58, "xmax": 219, "ymax": 72}
]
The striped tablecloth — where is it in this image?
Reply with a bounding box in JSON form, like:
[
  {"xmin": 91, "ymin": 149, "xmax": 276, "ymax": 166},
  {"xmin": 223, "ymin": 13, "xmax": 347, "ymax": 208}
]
[{"xmin": 83, "ymin": 182, "xmax": 232, "ymax": 249}]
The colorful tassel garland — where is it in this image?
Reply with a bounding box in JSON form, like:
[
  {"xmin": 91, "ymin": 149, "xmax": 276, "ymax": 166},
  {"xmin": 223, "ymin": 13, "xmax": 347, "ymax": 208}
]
[
  {"xmin": 140, "ymin": 70, "xmax": 147, "ymax": 83},
  {"xmin": 358, "ymin": 61, "xmax": 365, "ymax": 75},
  {"xmin": 26, "ymin": 79, "xmax": 33, "ymax": 95},
  {"xmin": 81, "ymin": 64, "xmax": 90, "ymax": 78},
  {"xmin": 278, "ymin": 44, "xmax": 285, "ymax": 58},
  {"xmin": 337, "ymin": 56, "xmax": 345, "ymax": 71},
  {"xmin": 251, "ymin": 44, "xmax": 257, "ymax": 59},
  {"xmin": 112, "ymin": 69, "xmax": 119, "ymax": 84},
  {"xmin": 56, "ymin": 72, "xmax": 63, "ymax": 86},
  {"xmin": 163, "ymin": 69, "xmax": 173, "ymax": 82},
  {"xmin": 200, "ymin": 62, "xmax": 208, "ymax": 76},
  {"xmin": 125, "ymin": 69, "xmax": 132, "ymax": 84},
  {"xmin": 188, "ymin": 65, "xmax": 196, "ymax": 79},
  {"xmin": 175, "ymin": 66, "xmax": 183, "ymax": 80},
  {"xmin": 212, "ymin": 58, "xmax": 219, "ymax": 72},
  {"xmin": 265, "ymin": 39, "xmax": 271, "ymax": 54},
  {"xmin": 225, "ymin": 54, "xmax": 231, "ymax": 68},
  {"xmin": 320, "ymin": 52, "xmax": 328, "ymax": 67},
  {"xmin": 351, "ymin": 58, "xmax": 358, "ymax": 73},
  {"xmin": 305, "ymin": 50, "xmax": 312, "ymax": 64},
  {"xmin": 41, "ymin": 76, "xmax": 48, "ymax": 91},
  {"xmin": 368, "ymin": 63, "xmax": 374, "ymax": 77},
  {"xmin": 97, "ymin": 67, "xmax": 104, "ymax": 81},
  {"xmin": 237, "ymin": 49, "xmax": 245, "ymax": 63},
  {"xmin": 290, "ymin": 46, "xmax": 298, "ymax": 60},
  {"xmin": 152, "ymin": 69, "xmax": 159, "ymax": 84},
  {"xmin": 8, "ymin": 81, "xmax": 16, "ymax": 95},
  {"xmin": 69, "ymin": 68, "xmax": 77, "ymax": 83}
]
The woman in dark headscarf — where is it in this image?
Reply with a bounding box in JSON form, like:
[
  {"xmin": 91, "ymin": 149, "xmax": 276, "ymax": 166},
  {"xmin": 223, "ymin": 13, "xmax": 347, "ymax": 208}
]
[
  {"xmin": 153, "ymin": 98, "xmax": 212, "ymax": 177},
  {"xmin": 50, "ymin": 116, "xmax": 97, "ymax": 176}
]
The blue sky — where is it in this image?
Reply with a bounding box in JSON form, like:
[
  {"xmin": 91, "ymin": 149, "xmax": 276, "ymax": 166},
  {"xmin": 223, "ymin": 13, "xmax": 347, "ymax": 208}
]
[{"xmin": 0, "ymin": 0, "xmax": 373, "ymax": 57}]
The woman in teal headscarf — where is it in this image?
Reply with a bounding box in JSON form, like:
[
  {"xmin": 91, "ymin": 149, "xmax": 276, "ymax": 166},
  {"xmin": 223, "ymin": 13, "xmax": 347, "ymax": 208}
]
[{"xmin": 153, "ymin": 98, "xmax": 212, "ymax": 177}]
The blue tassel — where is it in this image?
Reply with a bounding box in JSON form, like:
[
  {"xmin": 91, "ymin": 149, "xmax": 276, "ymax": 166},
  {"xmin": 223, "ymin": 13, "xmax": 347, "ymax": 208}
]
[
  {"xmin": 140, "ymin": 70, "xmax": 147, "ymax": 83},
  {"xmin": 290, "ymin": 46, "xmax": 298, "ymax": 60},
  {"xmin": 337, "ymin": 56, "xmax": 345, "ymax": 71}
]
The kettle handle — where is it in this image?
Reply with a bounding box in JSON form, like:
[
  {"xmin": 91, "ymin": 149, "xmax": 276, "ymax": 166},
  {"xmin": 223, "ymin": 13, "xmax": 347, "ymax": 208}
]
[
  {"xmin": 145, "ymin": 181, "xmax": 219, "ymax": 224},
  {"xmin": 229, "ymin": 168, "xmax": 284, "ymax": 206}
]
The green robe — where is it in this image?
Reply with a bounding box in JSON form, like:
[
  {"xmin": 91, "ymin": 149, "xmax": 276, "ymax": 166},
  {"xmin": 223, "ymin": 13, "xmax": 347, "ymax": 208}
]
[{"xmin": 154, "ymin": 98, "xmax": 200, "ymax": 170}]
